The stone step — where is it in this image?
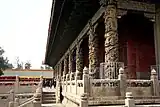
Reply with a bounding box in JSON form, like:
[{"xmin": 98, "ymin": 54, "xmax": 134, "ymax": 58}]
[
  {"xmin": 42, "ymin": 100, "xmax": 56, "ymax": 104},
  {"xmin": 42, "ymin": 97, "xmax": 56, "ymax": 101},
  {"xmin": 42, "ymin": 92, "xmax": 55, "ymax": 94},
  {"xmin": 42, "ymin": 94, "xmax": 55, "ymax": 98}
]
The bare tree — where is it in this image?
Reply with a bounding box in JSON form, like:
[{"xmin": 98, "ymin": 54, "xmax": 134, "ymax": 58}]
[
  {"xmin": 25, "ymin": 61, "xmax": 31, "ymax": 69},
  {"xmin": 15, "ymin": 57, "xmax": 23, "ymax": 69}
]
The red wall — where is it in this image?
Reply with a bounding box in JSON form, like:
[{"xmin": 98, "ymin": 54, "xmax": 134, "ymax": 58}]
[
  {"xmin": 127, "ymin": 39, "xmax": 155, "ymax": 73},
  {"xmin": 118, "ymin": 13, "xmax": 155, "ymax": 79}
]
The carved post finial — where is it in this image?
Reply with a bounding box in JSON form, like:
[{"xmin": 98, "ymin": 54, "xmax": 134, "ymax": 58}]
[
  {"xmin": 83, "ymin": 67, "xmax": 89, "ymax": 74},
  {"xmin": 76, "ymin": 70, "xmax": 81, "ymax": 80},
  {"xmin": 126, "ymin": 92, "xmax": 133, "ymax": 99},
  {"xmin": 151, "ymin": 69, "xmax": 157, "ymax": 75},
  {"xmin": 150, "ymin": 68, "xmax": 159, "ymax": 96},
  {"xmin": 119, "ymin": 67, "xmax": 124, "ymax": 74},
  {"xmin": 125, "ymin": 92, "xmax": 135, "ymax": 107}
]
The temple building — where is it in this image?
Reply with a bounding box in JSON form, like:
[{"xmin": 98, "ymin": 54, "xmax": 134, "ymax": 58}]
[
  {"xmin": 45, "ymin": 0, "xmax": 160, "ymax": 79},
  {"xmin": 44, "ymin": 0, "xmax": 160, "ymax": 106}
]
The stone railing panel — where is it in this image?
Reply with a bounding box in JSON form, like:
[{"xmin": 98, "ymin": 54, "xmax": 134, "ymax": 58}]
[
  {"xmin": 0, "ymin": 94, "xmax": 10, "ymax": 107},
  {"xmin": 70, "ymin": 80, "xmax": 76, "ymax": 94},
  {"xmin": 90, "ymin": 79, "xmax": 120, "ymax": 97},
  {"xmin": 126, "ymin": 80, "xmax": 153, "ymax": 97},
  {"xmin": 0, "ymin": 82, "xmax": 15, "ymax": 94},
  {"xmin": 18, "ymin": 82, "xmax": 39, "ymax": 93},
  {"xmin": 0, "ymin": 81, "xmax": 39, "ymax": 94},
  {"xmin": 77, "ymin": 80, "xmax": 84, "ymax": 95},
  {"xmin": 67, "ymin": 81, "xmax": 70, "ymax": 93}
]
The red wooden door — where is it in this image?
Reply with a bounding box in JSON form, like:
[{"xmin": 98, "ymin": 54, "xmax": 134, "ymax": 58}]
[{"xmin": 127, "ymin": 39, "xmax": 156, "ymax": 79}]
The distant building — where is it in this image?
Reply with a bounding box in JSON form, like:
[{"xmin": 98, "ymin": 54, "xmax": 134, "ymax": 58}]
[{"xmin": 3, "ymin": 69, "xmax": 53, "ymax": 78}]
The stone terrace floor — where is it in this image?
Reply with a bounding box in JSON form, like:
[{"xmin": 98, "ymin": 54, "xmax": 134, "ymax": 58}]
[
  {"xmin": 42, "ymin": 104, "xmax": 64, "ymax": 107},
  {"xmin": 43, "ymin": 86, "xmax": 56, "ymax": 92}
]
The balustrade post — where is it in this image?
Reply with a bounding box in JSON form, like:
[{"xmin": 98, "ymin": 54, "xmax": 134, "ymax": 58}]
[
  {"xmin": 62, "ymin": 71, "xmax": 65, "ymax": 92},
  {"xmin": 8, "ymin": 90, "xmax": 15, "ymax": 107},
  {"xmin": 66, "ymin": 74, "xmax": 69, "ymax": 93},
  {"xmin": 118, "ymin": 68, "xmax": 127, "ymax": 97},
  {"xmin": 70, "ymin": 72, "xmax": 74, "ymax": 93},
  {"xmin": 33, "ymin": 88, "xmax": 41, "ymax": 107},
  {"xmin": 40, "ymin": 75, "xmax": 43, "ymax": 89},
  {"xmin": 83, "ymin": 67, "xmax": 89, "ymax": 94},
  {"xmin": 125, "ymin": 92, "xmax": 135, "ymax": 107},
  {"xmin": 150, "ymin": 69, "xmax": 159, "ymax": 96},
  {"xmin": 75, "ymin": 72, "xmax": 78, "ymax": 95},
  {"xmin": 15, "ymin": 75, "xmax": 19, "ymax": 94},
  {"xmin": 9, "ymin": 89, "xmax": 15, "ymax": 102},
  {"xmin": 8, "ymin": 102, "xmax": 14, "ymax": 107},
  {"xmin": 14, "ymin": 98, "xmax": 19, "ymax": 107},
  {"xmin": 56, "ymin": 76, "xmax": 61, "ymax": 103},
  {"xmin": 80, "ymin": 93, "xmax": 88, "ymax": 107},
  {"xmin": 40, "ymin": 75, "xmax": 43, "ymax": 82},
  {"xmin": 39, "ymin": 75, "xmax": 43, "ymax": 102}
]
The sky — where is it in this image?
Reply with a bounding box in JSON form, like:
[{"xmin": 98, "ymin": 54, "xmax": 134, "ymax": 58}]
[{"xmin": 0, "ymin": 0, "xmax": 52, "ymax": 69}]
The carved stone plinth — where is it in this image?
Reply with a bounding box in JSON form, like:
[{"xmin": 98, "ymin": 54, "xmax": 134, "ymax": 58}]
[{"xmin": 88, "ymin": 20, "xmax": 99, "ymax": 79}]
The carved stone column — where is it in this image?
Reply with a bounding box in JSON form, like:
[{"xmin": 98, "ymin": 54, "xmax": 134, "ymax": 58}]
[
  {"xmin": 76, "ymin": 40, "xmax": 83, "ymax": 80},
  {"xmin": 57, "ymin": 64, "xmax": 60, "ymax": 80},
  {"xmin": 63, "ymin": 57, "xmax": 68, "ymax": 80},
  {"xmin": 104, "ymin": 0, "xmax": 119, "ymax": 62},
  {"xmin": 88, "ymin": 20, "xmax": 99, "ymax": 79},
  {"xmin": 56, "ymin": 65, "xmax": 59, "ymax": 79},
  {"xmin": 154, "ymin": 5, "xmax": 160, "ymax": 78},
  {"xmin": 59, "ymin": 62, "xmax": 62, "ymax": 81},
  {"xmin": 69, "ymin": 51, "xmax": 73, "ymax": 73},
  {"xmin": 69, "ymin": 50, "xmax": 74, "ymax": 80}
]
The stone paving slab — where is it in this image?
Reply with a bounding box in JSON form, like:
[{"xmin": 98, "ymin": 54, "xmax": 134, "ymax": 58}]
[
  {"xmin": 41, "ymin": 103, "xmax": 64, "ymax": 107},
  {"xmin": 41, "ymin": 103, "xmax": 160, "ymax": 107},
  {"xmin": 90, "ymin": 104, "xmax": 160, "ymax": 107}
]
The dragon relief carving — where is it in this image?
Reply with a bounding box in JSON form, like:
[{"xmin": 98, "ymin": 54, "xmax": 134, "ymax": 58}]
[{"xmin": 88, "ymin": 20, "xmax": 99, "ymax": 79}]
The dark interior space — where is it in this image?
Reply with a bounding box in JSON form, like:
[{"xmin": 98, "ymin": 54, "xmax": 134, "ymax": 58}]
[{"xmin": 118, "ymin": 12, "xmax": 155, "ymax": 79}]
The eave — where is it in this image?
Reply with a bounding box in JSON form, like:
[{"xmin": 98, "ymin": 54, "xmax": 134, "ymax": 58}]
[{"xmin": 45, "ymin": 0, "xmax": 100, "ymax": 67}]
